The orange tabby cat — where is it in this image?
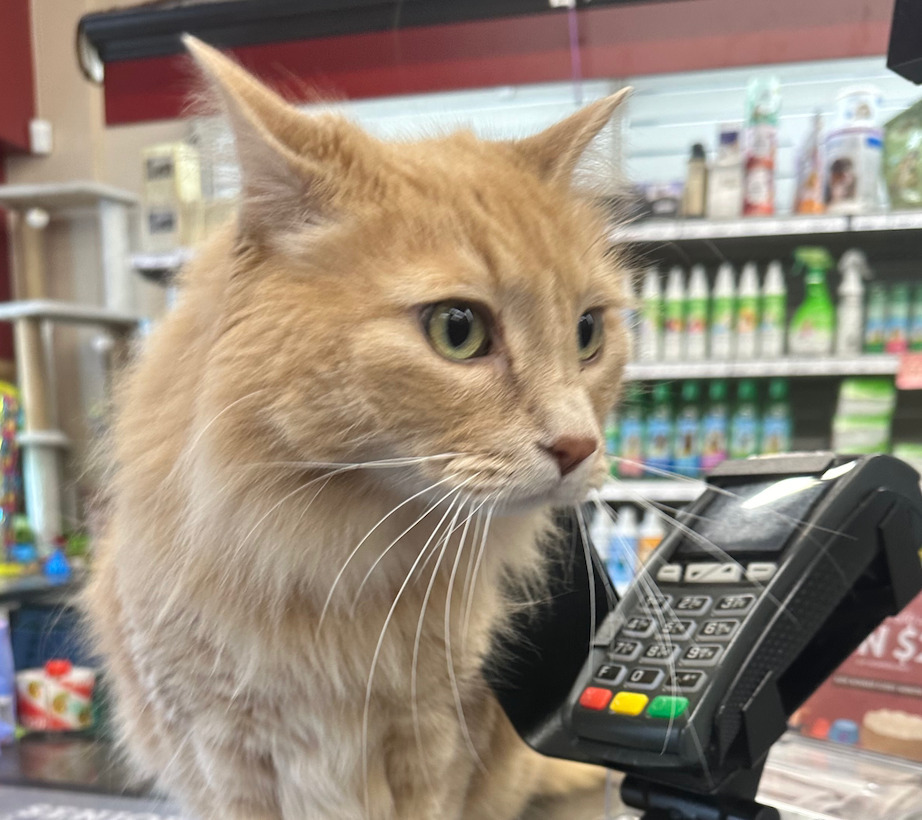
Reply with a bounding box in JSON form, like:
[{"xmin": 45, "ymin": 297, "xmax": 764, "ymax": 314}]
[{"xmin": 86, "ymin": 36, "xmax": 630, "ymax": 820}]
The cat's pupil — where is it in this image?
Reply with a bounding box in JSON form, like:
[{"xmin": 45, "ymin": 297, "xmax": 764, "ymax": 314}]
[
  {"xmin": 578, "ymin": 312, "xmax": 595, "ymax": 348},
  {"xmin": 446, "ymin": 307, "xmax": 474, "ymax": 348}
]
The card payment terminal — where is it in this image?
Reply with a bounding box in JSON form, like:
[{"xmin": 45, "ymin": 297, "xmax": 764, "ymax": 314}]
[{"xmin": 489, "ymin": 453, "xmax": 922, "ymax": 820}]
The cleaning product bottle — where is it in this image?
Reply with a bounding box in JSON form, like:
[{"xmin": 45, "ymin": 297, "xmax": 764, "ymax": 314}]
[
  {"xmin": 663, "ymin": 267, "xmax": 686, "ymax": 362},
  {"xmin": 682, "ymin": 143, "xmax": 708, "ymax": 218},
  {"xmin": 864, "ymin": 283, "xmax": 889, "ymax": 353},
  {"xmin": 886, "ymin": 284, "xmax": 911, "ymax": 354},
  {"xmin": 673, "ymin": 380, "xmax": 702, "ymax": 477},
  {"xmin": 0, "ymin": 613, "xmax": 15, "ymax": 744},
  {"xmin": 761, "ymin": 378, "xmax": 792, "ymax": 455},
  {"xmin": 736, "ymin": 262, "xmax": 761, "ymax": 359},
  {"xmin": 793, "ymin": 111, "xmax": 825, "ymax": 215},
  {"xmin": 636, "ymin": 510, "xmax": 665, "ymax": 569},
  {"xmin": 710, "ymin": 263, "xmax": 737, "ymax": 360},
  {"xmin": 836, "ymin": 250, "xmax": 868, "ymax": 356},
  {"xmin": 686, "ymin": 265, "xmax": 709, "ymax": 360},
  {"xmin": 730, "ymin": 379, "xmax": 760, "ymax": 459},
  {"xmin": 618, "ymin": 386, "xmax": 646, "ymax": 479},
  {"xmin": 643, "ymin": 381, "xmax": 674, "ymax": 476},
  {"xmin": 912, "ymin": 285, "xmax": 922, "ymax": 352},
  {"xmin": 788, "ymin": 247, "xmax": 836, "ymax": 357},
  {"xmin": 609, "ymin": 507, "xmax": 638, "ymax": 594},
  {"xmin": 759, "ymin": 260, "xmax": 787, "ymax": 359},
  {"xmin": 638, "ymin": 266, "xmax": 662, "ymax": 362},
  {"xmin": 743, "ymin": 76, "xmax": 781, "ymax": 216},
  {"xmin": 701, "ymin": 379, "xmax": 730, "ymax": 472}
]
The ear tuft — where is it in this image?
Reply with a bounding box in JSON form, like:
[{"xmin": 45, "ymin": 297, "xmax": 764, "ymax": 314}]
[{"xmin": 514, "ymin": 88, "xmax": 631, "ymax": 184}]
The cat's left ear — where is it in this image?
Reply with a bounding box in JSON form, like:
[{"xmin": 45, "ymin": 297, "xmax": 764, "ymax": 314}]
[{"xmin": 513, "ymin": 88, "xmax": 631, "ymax": 184}]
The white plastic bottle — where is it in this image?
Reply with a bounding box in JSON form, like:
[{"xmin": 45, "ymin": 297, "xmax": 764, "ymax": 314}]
[
  {"xmin": 736, "ymin": 262, "xmax": 760, "ymax": 360},
  {"xmin": 638, "ymin": 266, "xmax": 662, "ymax": 362},
  {"xmin": 610, "ymin": 507, "xmax": 639, "ymax": 594},
  {"xmin": 710, "ymin": 263, "xmax": 737, "ymax": 360},
  {"xmin": 589, "ymin": 506, "xmax": 612, "ymax": 566},
  {"xmin": 836, "ymin": 249, "xmax": 868, "ymax": 356},
  {"xmin": 759, "ymin": 260, "xmax": 787, "ymax": 358},
  {"xmin": 686, "ymin": 265, "xmax": 709, "ymax": 361},
  {"xmin": 663, "ymin": 267, "xmax": 686, "ymax": 362}
]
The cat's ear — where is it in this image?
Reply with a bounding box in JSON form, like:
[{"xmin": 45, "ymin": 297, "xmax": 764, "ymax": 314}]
[
  {"xmin": 513, "ymin": 88, "xmax": 631, "ymax": 184},
  {"xmin": 183, "ymin": 35, "xmax": 365, "ymax": 238}
]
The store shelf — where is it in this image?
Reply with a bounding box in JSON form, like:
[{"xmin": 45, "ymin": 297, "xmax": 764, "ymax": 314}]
[
  {"xmin": 0, "ymin": 300, "xmax": 141, "ymax": 330},
  {"xmin": 624, "ymin": 355, "xmax": 900, "ymax": 381},
  {"xmin": 599, "ymin": 479, "xmax": 705, "ymax": 503},
  {"xmin": 610, "ymin": 211, "xmax": 922, "ymax": 244},
  {"xmin": 0, "ymin": 181, "xmax": 137, "ymax": 210},
  {"xmin": 131, "ymin": 249, "xmax": 194, "ymax": 274},
  {"xmin": 0, "ymin": 574, "xmax": 80, "ymax": 607}
]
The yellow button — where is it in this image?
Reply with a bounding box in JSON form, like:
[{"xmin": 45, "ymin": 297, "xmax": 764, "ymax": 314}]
[{"xmin": 610, "ymin": 691, "xmax": 649, "ymax": 716}]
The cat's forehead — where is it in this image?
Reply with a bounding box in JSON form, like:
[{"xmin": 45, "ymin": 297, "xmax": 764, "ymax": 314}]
[{"xmin": 375, "ymin": 135, "xmax": 620, "ymax": 300}]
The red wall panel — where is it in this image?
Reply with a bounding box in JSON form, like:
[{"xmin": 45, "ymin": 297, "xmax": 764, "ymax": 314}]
[{"xmin": 0, "ymin": 0, "xmax": 35, "ymax": 151}]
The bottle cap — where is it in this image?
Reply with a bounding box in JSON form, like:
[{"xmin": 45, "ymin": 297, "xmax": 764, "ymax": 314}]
[
  {"xmin": 681, "ymin": 380, "xmax": 701, "ymax": 403},
  {"xmin": 768, "ymin": 378, "xmax": 788, "ymax": 401},
  {"xmin": 691, "ymin": 143, "xmax": 706, "ymax": 160},
  {"xmin": 737, "ymin": 379, "xmax": 758, "ymax": 402},
  {"xmin": 653, "ymin": 381, "xmax": 672, "ymax": 403},
  {"xmin": 708, "ymin": 380, "xmax": 728, "ymax": 402},
  {"xmin": 45, "ymin": 659, "xmax": 72, "ymax": 678}
]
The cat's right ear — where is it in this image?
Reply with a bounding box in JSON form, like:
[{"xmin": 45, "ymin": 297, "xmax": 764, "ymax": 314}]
[{"xmin": 183, "ymin": 35, "xmax": 364, "ymax": 240}]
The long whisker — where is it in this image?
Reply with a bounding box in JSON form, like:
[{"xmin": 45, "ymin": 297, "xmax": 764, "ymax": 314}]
[
  {"xmin": 318, "ymin": 474, "xmax": 458, "ymax": 627},
  {"xmin": 410, "ymin": 493, "xmax": 467, "ymax": 789},
  {"xmin": 361, "ymin": 487, "xmax": 466, "ymax": 814},
  {"xmin": 444, "ymin": 495, "xmax": 492, "ymax": 771},
  {"xmin": 460, "ymin": 497, "xmax": 498, "ymax": 651},
  {"xmin": 350, "ymin": 476, "xmax": 480, "ymax": 612},
  {"xmin": 574, "ymin": 506, "xmax": 598, "ymax": 654}
]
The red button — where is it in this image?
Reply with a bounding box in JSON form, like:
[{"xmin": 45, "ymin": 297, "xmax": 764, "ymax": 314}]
[{"xmin": 579, "ymin": 686, "xmax": 613, "ymax": 711}]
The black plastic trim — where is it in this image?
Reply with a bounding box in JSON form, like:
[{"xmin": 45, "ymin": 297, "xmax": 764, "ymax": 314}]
[{"xmin": 78, "ymin": 0, "xmax": 686, "ymax": 64}]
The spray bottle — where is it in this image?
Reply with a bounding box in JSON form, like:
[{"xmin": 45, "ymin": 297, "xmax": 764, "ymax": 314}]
[
  {"xmin": 638, "ymin": 266, "xmax": 662, "ymax": 362},
  {"xmin": 736, "ymin": 263, "xmax": 761, "ymax": 360},
  {"xmin": 710, "ymin": 263, "xmax": 737, "ymax": 360},
  {"xmin": 759, "ymin": 260, "xmax": 787, "ymax": 358},
  {"xmin": 663, "ymin": 267, "xmax": 686, "ymax": 362},
  {"xmin": 686, "ymin": 265, "xmax": 709, "ymax": 361},
  {"xmin": 836, "ymin": 250, "xmax": 869, "ymax": 356},
  {"xmin": 788, "ymin": 247, "xmax": 836, "ymax": 357}
]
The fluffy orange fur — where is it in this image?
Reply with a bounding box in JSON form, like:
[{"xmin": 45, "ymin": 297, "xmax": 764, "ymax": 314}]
[{"xmin": 86, "ymin": 36, "xmax": 630, "ymax": 820}]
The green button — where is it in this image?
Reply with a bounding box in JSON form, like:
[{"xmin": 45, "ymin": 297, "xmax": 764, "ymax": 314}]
[{"xmin": 646, "ymin": 696, "xmax": 689, "ymax": 719}]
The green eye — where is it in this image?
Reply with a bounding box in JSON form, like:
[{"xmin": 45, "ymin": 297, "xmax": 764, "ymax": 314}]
[
  {"xmin": 577, "ymin": 309, "xmax": 603, "ymax": 361},
  {"xmin": 425, "ymin": 302, "xmax": 491, "ymax": 361}
]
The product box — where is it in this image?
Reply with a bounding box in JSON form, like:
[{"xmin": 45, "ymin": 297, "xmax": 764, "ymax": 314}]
[
  {"xmin": 141, "ymin": 141, "xmax": 204, "ymax": 252},
  {"xmin": 794, "ymin": 589, "xmax": 922, "ymax": 762},
  {"xmin": 884, "ymin": 98, "xmax": 922, "ymax": 210}
]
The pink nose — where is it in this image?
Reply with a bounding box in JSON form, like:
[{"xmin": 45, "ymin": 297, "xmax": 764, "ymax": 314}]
[{"xmin": 545, "ymin": 436, "xmax": 598, "ymax": 477}]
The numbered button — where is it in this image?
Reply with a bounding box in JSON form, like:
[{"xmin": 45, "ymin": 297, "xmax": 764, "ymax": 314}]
[
  {"xmin": 594, "ymin": 664, "xmax": 626, "ymax": 685},
  {"xmin": 668, "ymin": 670, "xmax": 706, "ymax": 693},
  {"xmin": 715, "ymin": 594, "xmax": 755, "ymax": 614},
  {"xmin": 699, "ymin": 620, "xmax": 739, "ymax": 641},
  {"xmin": 682, "ymin": 644, "xmax": 723, "ymax": 666},
  {"xmin": 624, "ymin": 667, "xmax": 665, "ymax": 690},
  {"xmin": 675, "ymin": 595, "xmax": 712, "ymax": 615},
  {"xmin": 622, "ymin": 617, "xmax": 656, "ymax": 638},
  {"xmin": 642, "ymin": 643, "xmax": 680, "ymax": 663},
  {"xmin": 639, "ymin": 593, "xmax": 673, "ymax": 610},
  {"xmin": 609, "ymin": 639, "xmax": 643, "ymax": 662},
  {"xmin": 662, "ymin": 619, "xmax": 695, "ymax": 640}
]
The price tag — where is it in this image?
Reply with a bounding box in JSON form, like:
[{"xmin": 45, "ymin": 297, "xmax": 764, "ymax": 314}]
[{"xmin": 897, "ymin": 353, "xmax": 922, "ymax": 390}]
